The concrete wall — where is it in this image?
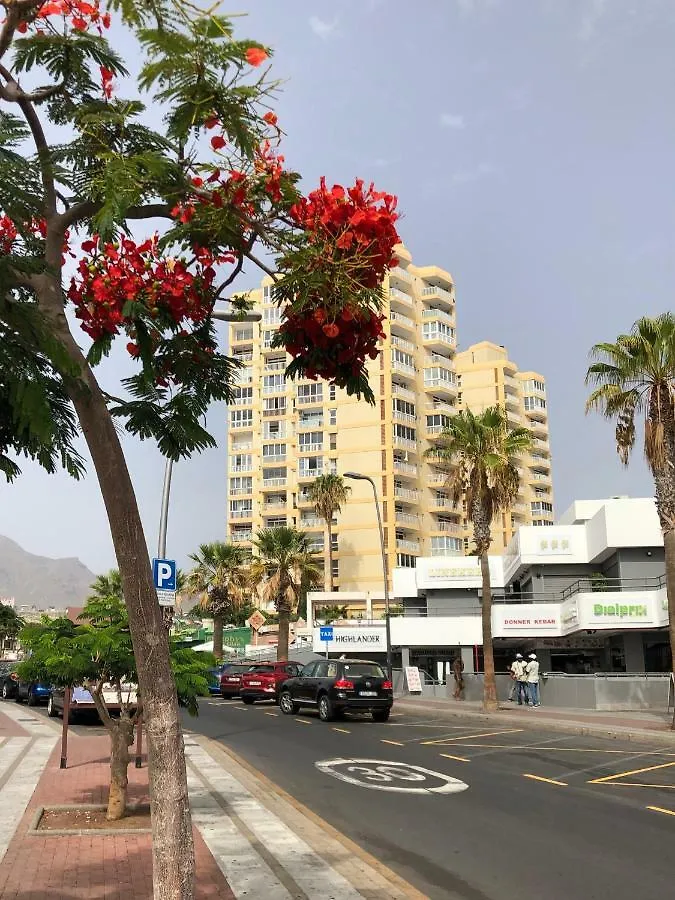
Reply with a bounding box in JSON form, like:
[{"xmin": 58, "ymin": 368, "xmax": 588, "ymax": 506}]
[{"xmin": 616, "ymin": 547, "xmax": 665, "ymax": 582}]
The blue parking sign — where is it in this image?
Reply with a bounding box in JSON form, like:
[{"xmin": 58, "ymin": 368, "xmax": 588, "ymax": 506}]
[{"xmin": 152, "ymin": 558, "xmax": 176, "ymax": 592}]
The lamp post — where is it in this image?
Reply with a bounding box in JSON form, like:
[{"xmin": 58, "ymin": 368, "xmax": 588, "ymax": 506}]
[{"xmin": 343, "ymin": 471, "xmax": 393, "ymax": 682}]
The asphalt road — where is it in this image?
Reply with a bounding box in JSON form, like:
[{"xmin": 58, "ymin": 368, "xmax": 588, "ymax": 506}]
[{"xmin": 183, "ymin": 697, "xmax": 675, "ymax": 900}]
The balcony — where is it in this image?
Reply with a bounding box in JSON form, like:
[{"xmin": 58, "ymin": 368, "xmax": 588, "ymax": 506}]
[
  {"xmin": 425, "ymin": 424, "xmax": 446, "ymax": 437},
  {"xmin": 231, "ymin": 442, "xmax": 253, "ymax": 452},
  {"xmin": 428, "ymin": 470, "xmax": 450, "ymax": 486},
  {"xmin": 394, "ymin": 486, "xmax": 420, "ymax": 502},
  {"xmin": 232, "ymin": 394, "xmax": 254, "ymax": 406},
  {"xmin": 230, "ymin": 508, "xmax": 253, "ymax": 519},
  {"xmin": 393, "ymin": 459, "xmax": 418, "ymax": 477},
  {"xmin": 531, "ymin": 471, "xmax": 550, "ymax": 482},
  {"xmin": 396, "ymin": 538, "xmax": 420, "ymax": 553},
  {"xmin": 236, "ymin": 368, "xmax": 253, "ymax": 385},
  {"xmin": 391, "ymin": 334, "xmax": 415, "ymax": 353},
  {"xmin": 262, "ymin": 429, "xmax": 287, "ymax": 441},
  {"xmin": 264, "ymin": 501, "xmax": 287, "ymax": 512},
  {"xmin": 391, "ymin": 383, "xmax": 416, "ymax": 402},
  {"xmin": 264, "ymin": 358, "xmax": 286, "ymax": 372},
  {"xmin": 431, "ymin": 498, "xmax": 460, "ymax": 512},
  {"xmin": 532, "ymin": 437, "xmax": 549, "ymax": 449},
  {"xmin": 389, "ymin": 287, "xmax": 413, "ymax": 311},
  {"xmin": 297, "ymin": 393, "xmax": 323, "ymax": 405},
  {"xmin": 422, "ymin": 284, "xmax": 454, "ymax": 305},
  {"xmin": 300, "ymin": 516, "xmax": 323, "ymax": 529},
  {"xmin": 525, "ymin": 408, "xmax": 548, "ymax": 425},
  {"xmin": 233, "ymin": 352, "xmax": 253, "ymax": 366},
  {"xmin": 390, "ymin": 265, "xmax": 413, "ymax": 284},
  {"xmin": 230, "ymin": 531, "xmax": 253, "ymax": 543},
  {"xmin": 230, "ymin": 419, "xmax": 253, "ymax": 430},
  {"xmin": 503, "ymin": 375, "xmax": 520, "ymax": 394},
  {"xmin": 393, "ymin": 408, "xmax": 416, "ymax": 425},
  {"xmin": 298, "ymin": 469, "xmax": 323, "ymax": 481},
  {"xmin": 426, "ymin": 399, "xmax": 454, "ymax": 417},
  {"xmin": 529, "ymin": 419, "xmax": 549, "ymax": 436},
  {"xmin": 391, "ymin": 356, "xmax": 416, "ymax": 379},
  {"xmin": 423, "ymin": 372, "xmax": 457, "ymax": 398},
  {"xmin": 422, "ymin": 327, "xmax": 455, "ymax": 351},
  {"xmin": 229, "ymin": 487, "xmax": 253, "ymax": 496},
  {"xmin": 232, "ymin": 330, "xmax": 254, "ymax": 343},
  {"xmin": 393, "ymin": 435, "xmax": 417, "ymax": 452},
  {"xmin": 298, "ymin": 442, "xmax": 323, "ymax": 453},
  {"xmin": 431, "ymin": 521, "xmax": 461, "ymax": 534},
  {"xmin": 231, "ymin": 464, "xmax": 253, "ymax": 473},
  {"xmin": 422, "ymin": 307, "xmax": 454, "ymax": 325},
  {"xmin": 297, "ymin": 492, "xmax": 313, "ymax": 505},
  {"xmin": 395, "ymin": 510, "xmax": 420, "ymax": 528},
  {"xmin": 262, "ymin": 477, "xmax": 287, "ymax": 488},
  {"xmin": 390, "ymin": 311, "xmax": 415, "ymax": 332}
]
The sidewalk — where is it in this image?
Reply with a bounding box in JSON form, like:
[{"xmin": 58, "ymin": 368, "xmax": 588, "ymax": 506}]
[
  {"xmin": 396, "ymin": 694, "xmax": 675, "ymax": 743},
  {"xmin": 0, "ymin": 703, "xmax": 421, "ymax": 900}
]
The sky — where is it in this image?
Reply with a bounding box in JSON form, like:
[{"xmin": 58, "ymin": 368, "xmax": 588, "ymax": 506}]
[{"xmin": 1, "ymin": 0, "xmax": 674, "ymax": 574}]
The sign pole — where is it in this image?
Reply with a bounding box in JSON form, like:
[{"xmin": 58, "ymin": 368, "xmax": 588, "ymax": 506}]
[{"xmin": 60, "ymin": 686, "xmax": 71, "ymax": 769}]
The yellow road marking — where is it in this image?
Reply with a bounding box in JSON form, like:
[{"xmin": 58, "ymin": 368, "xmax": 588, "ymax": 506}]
[
  {"xmin": 264, "ymin": 712, "xmax": 278, "ymax": 717},
  {"xmin": 594, "ymin": 782, "xmax": 675, "ymax": 789},
  {"xmin": 589, "ymin": 761, "xmax": 675, "ymax": 784},
  {"xmin": 381, "ymin": 739, "xmax": 404, "ymax": 746},
  {"xmin": 294, "ymin": 718, "xmax": 312, "ymax": 725},
  {"xmin": 647, "ymin": 806, "xmax": 675, "ymax": 816},
  {"xmin": 440, "ymin": 753, "xmax": 470, "ymax": 763},
  {"xmin": 422, "ymin": 729, "xmax": 524, "ymax": 745},
  {"xmin": 436, "ymin": 743, "xmax": 673, "ymax": 754},
  {"xmin": 332, "ymin": 727, "xmax": 351, "ymax": 734},
  {"xmin": 523, "ymin": 774, "xmax": 568, "ymax": 787}
]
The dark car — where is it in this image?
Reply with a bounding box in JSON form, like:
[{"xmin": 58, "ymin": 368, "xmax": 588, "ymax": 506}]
[
  {"xmin": 219, "ymin": 663, "xmax": 255, "ymax": 698},
  {"xmin": 278, "ymin": 658, "xmax": 393, "ymax": 722},
  {"xmin": 239, "ymin": 661, "xmax": 303, "ymax": 704},
  {"xmin": 0, "ymin": 662, "xmax": 50, "ymax": 705},
  {"xmin": 207, "ymin": 666, "xmax": 225, "ymax": 695},
  {"xmin": 48, "ymin": 684, "xmax": 138, "ymax": 723}
]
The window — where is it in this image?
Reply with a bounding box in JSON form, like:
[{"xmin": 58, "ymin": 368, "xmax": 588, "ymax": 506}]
[
  {"xmin": 397, "ymin": 553, "xmax": 416, "ymax": 568},
  {"xmin": 263, "ymin": 307, "xmax": 282, "ymax": 325},
  {"xmin": 393, "ymin": 398, "xmax": 415, "ymax": 417},
  {"xmin": 297, "ymin": 383, "xmax": 323, "ymax": 404},
  {"xmin": 531, "ymin": 501, "xmax": 553, "ymax": 514},
  {"xmin": 314, "ymin": 661, "xmax": 329, "ymax": 678},
  {"xmin": 263, "ymin": 397, "xmax": 286, "ymax": 416},
  {"xmin": 329, "ymin": 384, "xmax": 336, "ymax": 401},
  {"xmin": 329, "ymin": 408, "xmax": 337, "ymax": 426},
  {"xmin": 299, "ymin": 456, "xmax": 323, "ymax": 478},
  {"xmin": 424, "ymin": 367, "xmax": 455, "ymax": 386},
  {"xmin": 263, "ymin": 466, "xmax": 286, "ymax": 481},
  {"xmin": 392, "ymin": 348, "xmax": 415, "ymax": 369},
  {"xmin": 229, "ymin": 476, "xmax": 252, "ymax": 495},
  {"xmin": 524, "ymin": 379, "xmax": 546, "ymax": 394},
  {"xmin": 299, "ymin": 410, "xmax": 323, "ymax": 428},
  {"xmin": 524, "ymin": 396, "xmax": 547, "ymax": 411},
  {"xmin": 263, "ymin": 374, "xmax": 285, "ymax": 394},
  {"xmin": 426, "ymin": 414, "xmax": 450, "ymax": 430},
  {"xmin": 263, "ymin": 420, "xmax": 285, "ymax": 439},
  {"xmin": 301, "ymin": 661, "xmax": 319, "ymax": 677},
  {"xmin": 230, "ymin": 409, "xmax": 253, "ymax": 428},
  {"xmin": 331, "ymin": 533, "xmax": 338, "ymax": 552},
  {"xmin": 329, "ymin": 433, "xmax": 337, "ymax": 450},
  {"xmin": 532, "ymin": 519, "xmax": 553, "ymax": 527},
  {"xmin": 331, "ymin": 560, "xmax": 339, "ymax": 579},
  {"xmin": 343, "ymin": 663, "xmax": 385, "ymax": 677},
  {"xmin": 326, "ymin": 662, "xmax": 338, "ymax": 677},
  {"xmin": 394, "ymin": 423, "xmax": 416, "ymax": 442},
  {"xmin": 431, "ymin": 536, "xmax": 462, "ymax": 555},
  {"xmin": 262, "ymin": 443, "xmax": 286, "ymax": 460},
  {"xmin": 299, "ymin": 431, "xmax": 323, "ymax": 451},
  {"xmin": 232, "ymin": 386, "xmax": 253, "ymax": 406},
  {"xmin": 231, "ymin": 454, "xmax": 252, "ymax": 472},
  {"xmin": 233, "ymin": 327, "xmax": 254, "ymax": 342},
  {"xmin": 265, "ymin": 516, "xmax": 287, "ymax": 528},
  {"xmin": 285, "ymin": 664, "xmax": 301, "ymax": 677},
  {"xmin": 229, "ymin": 499, "xmax": 252, "ymax": 518}
]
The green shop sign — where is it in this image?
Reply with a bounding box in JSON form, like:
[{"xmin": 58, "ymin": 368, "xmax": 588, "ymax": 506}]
[
  {"xmin": 221, "ymin": 627, "xmax": 252, "ymax": 649},
  {"xmin": 593, "ymin": 603, "xmax": 648, "ymax": 619}
]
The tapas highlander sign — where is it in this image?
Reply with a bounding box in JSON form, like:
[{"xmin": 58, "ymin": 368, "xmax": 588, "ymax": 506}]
[{"xmin": 313, "ymin": 626, "xmax": 386, "ymax": 653}]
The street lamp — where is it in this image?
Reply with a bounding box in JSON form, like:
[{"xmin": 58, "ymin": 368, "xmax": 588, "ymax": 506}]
[
  {"xmin": 343, "ymin": 471, "xmax": 393, "ymax": 682},
  {"xmin": 157, "ymin": 309, "xmax": 261, "ymax": 558}
]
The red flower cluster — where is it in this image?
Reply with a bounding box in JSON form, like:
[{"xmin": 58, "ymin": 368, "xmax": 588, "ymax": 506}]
[
  {"xmin": 67, "ymin": 235, "xmax": 220, "ymax": 343},
  {"xmin": 276, "ymin": 304, "xmax": 386, "ymax": 387},
  {"xmin": 289, "ymin": 178, "xmax": 400, "ymax": 288},
  {"xmin": 0, "ymin": 215, "xmax": 17, "ymax": 255},
  {"xmin": 18, "ymin": 0, "xmax": 111, "ymax": 33}
]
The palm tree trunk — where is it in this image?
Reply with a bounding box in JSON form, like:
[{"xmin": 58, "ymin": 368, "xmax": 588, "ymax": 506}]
[
  {"xmin": 325, "ymin": 520, "xmax": 333, "ymax": 593},
  {"xmin": 665, "ymin": 529, "xmax": 675, "ymax": 700},
  {"xmin": 480, "ymin": 551, "xmax": 498, "ymax": 712},
  {"xmin": 652, "ymin": 423, "xmax": 675, "ymax": 728},
  {"xmin": 212, "ymin": 616, "xmax": 224, "ymax": 660},
  {"xmin": 277, "ymin": 596, "xmax": 290, "ymax": 662}
]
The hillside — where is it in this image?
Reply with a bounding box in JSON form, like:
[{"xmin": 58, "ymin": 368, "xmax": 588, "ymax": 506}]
[{"xmin": 0, "ymin": 535, "xmax": 96, "ymax": 609}]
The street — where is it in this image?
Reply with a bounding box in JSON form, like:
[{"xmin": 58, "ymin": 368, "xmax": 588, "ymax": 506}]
[{"xmin": 183, "ymin": 699, "xmax": 674, "ymax": 900}]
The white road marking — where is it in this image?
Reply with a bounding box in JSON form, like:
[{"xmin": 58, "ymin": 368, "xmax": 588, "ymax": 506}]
[
  {"xmin": 186, "ymin": 742, "xmax": 365, "ymax": 899},
  {"xmin": 316, "ymin": 758, "xmax": 469, "ymax": 795},
  {"xmin": 0, "ymin": 736, "xmax": 57, "ymax": 861}
]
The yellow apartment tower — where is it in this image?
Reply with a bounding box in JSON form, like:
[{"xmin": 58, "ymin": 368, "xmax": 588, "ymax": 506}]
[
  {"xmin": 226, "ymin": 246, "xmax": 554, "ymax": 593},
  {"xmin": 455, "ymin": 341, "xmax": 554, "ymax": 548}
]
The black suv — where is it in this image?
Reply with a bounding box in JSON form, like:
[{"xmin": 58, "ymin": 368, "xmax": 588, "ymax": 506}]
[{"xmin": 278, "ymin": 658, "xmax": 393, "ymax": 722}]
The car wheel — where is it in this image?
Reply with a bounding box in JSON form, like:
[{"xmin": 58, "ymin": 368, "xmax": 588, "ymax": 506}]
[
  {"xmin": 47, "ymin": 695, "xmax": 60, "ymax": 718},
  {"xmin": 241, "ymin": 696, "xmax": 254, "ymax": 705},
  {"xmin": 27, "ymin": 689, "xmax": 36, "ymax": 707},
  {"xmin": 372, "ymin": 709, "xmax": 391, "ymax": 723},
  {"xmin": 318, "ymin": 694, "xmax": 334, "ymax": 722},
  {"xmin": 1, "ymin": 683, "xmax": 9, "ymax": 700},
  {"xmin": 279, "ymin": 691, "xmax": 299, "ymax": 715}
]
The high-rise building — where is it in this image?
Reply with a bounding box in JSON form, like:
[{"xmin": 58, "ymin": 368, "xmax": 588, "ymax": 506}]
[
  {"xmin": 225, "ymin": 246, "xmax": 553, "ymax": 593},
  {"xmin": 455, "ymin": 341, "xmax": 554, "ymax": 549}
]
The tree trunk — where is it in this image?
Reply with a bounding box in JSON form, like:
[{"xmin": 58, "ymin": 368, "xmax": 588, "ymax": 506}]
[
  {"xmin": 325, "ymin": 520, "xmax": 333, "ymax": 593},
  {"xmin": 277, "ymin": 594, "xmax": 290, "ymax": 661},
  {"xmin": 37, "ymin": 278, "xmax": 195, "ymax": 898},
  {"xmin": 212, "ymin": 615, "xmax": 224, "ymax": 660},
  {"xmin": 107, "ymin": 717, "xmax": 135, "ymax": 821},
  {"xmin": 480, "ymin": 551, "xmax": 498, "ymax": 712},
  {"xmin": 665, "ymin": 529, "xmax": 675, "ymax": 707}
]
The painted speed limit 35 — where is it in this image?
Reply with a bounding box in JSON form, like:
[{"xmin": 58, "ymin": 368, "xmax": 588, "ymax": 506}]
[{"xmin": 315, "ymin": 758, "xmax": 469, "ymax": 795}]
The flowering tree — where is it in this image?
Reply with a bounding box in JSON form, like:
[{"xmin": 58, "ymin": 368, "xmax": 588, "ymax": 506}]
[{"xmin": 0, "ymin": 1, "xmax": 399, "ymax": 896}]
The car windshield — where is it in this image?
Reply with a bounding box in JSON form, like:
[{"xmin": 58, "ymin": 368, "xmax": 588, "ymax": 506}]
[
  {"xmin": 342, "ymin": 663, "xmax": 386, "ymax": 677},
  {"xmin": 249, "ymin": 665, "xmax": 275, "ymax": 674},
  {"xmin": 224, "ymin": 665, "xmax": 252, "ymax": 674}
]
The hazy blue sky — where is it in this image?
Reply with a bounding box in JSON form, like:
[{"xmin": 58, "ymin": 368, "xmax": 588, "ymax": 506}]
[{"xmin": 2, "ymin": 0, "xmax": 674, "ymax": 574}]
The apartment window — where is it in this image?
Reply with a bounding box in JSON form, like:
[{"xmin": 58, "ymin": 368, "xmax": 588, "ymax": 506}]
[
  {"xmin": 230, "ymin": 409, "xmax": 253, "ymax": 428},
  {"xmin": 232, "ymin": 386, "xmax": 253, "ymax": 406},
  {"xmin": 329, "ymin": 433, "xmax": 337, "ymax": 451},
  {"xmin": 329, "ymin": 384, "xmax": 336, "ymax": 401},
  {"xmin": 331, "ymin": 534, "xmax": 338, "ymax": 552},
  {"xmin": 231, "ymin": 454, "xmax": 252, "ymax": 472},
  {"xmin": 394, "ymin": 423, "xmax": 416, "ymax": 442},
  {"xmin": 524, "ymin": 396, "xmax": 547, "ymax": 411},
  {"xmin": 299, "ymin": 456, "xmax": 323, "ymax": 478},
  {"xmin": 263, "ymin": 467, "xmax": 286, "ymax": 483},
  {"xmin": 263, "ymin": 374, "xmax": 286, "ymax": 395},
  {"xmin": 431, "ymin": 536, "xmax": 462, "ymax": 555},
  {"xmin": 298, "ymin": 410, "xmax": 323, "ymax": 428},
  {"xmin": 531, "ymin": 501, "xmax": 553, "ymax": 514},
  {"xmin": 308, "ymin": 535, "xmax": 324, "ymax": 552},
  {"xmin": 424, "ymin": 366, "xmax": 455, "ymax": 385},
  {"xmin": 263, "ymin": 397, "xmax": 286, "ymax": 416},
  {"xmin": 263, "ymin": 443, "xmax": 286, "ymax": 460},
  {"xmin": 233, "ymin": 327, "xmax": 254, "ymax": 342},
  {"xmin": 422, "ymin": 321, "xmax": 454, "ymax": 341},
  {"xmin": 297, "ymin": 383, "xmax": 323, "ymax": 404},
  {"xmin": 426, "ymin": 414, "xmax": 450, "ymax": 430},
  {"xmin": 531, "ymin": 519, "xmax": 553, "ymax": 527},
  {"xmin": 392, "ymin": 348, "xmax": 415, "ymax": 368},
  {"xmin": 329, "ymin": 408, "xmax": 337, "ymax": 426},
  {"xmin": 393, "ymin": 398, "xmax": 415, "ymax": 417},
  {"xmin": 331, "ymin": 560, "xmax": 339, "ymax": 579},
  {"xmin": 298, "ymin": 431, "xmax": 323, "ymax": 451},
  {"xmin": 229, "ymin": 476, "xmax": 252, "ymax": 495},
  {"xmin": 397, "ymin": 553, "xmax": 416, "ymax": 568},
  {"xmin": 328, "ymin": 459, "xmax": 337, "ymax": 475},
  {"xmin": 265, "ymin": 516, "xmax": 287, "ymax": 528},
  {"xmin": 229, "ymin": 499, "xmax": 253, "ymax": 518},
  {"xmin": 263, "ymin": 420, "xmax": 285, "ymax": 439},
  {"xmin": 263, "ymin": 307, "xmax": 282, "ymax": 325},
  {"xmin": 524, "ymin": 379, "xmax": 546, "ymax": 394},
  {"xmin": 236, "ymin": 367, "xmax": 253, "ymax": 384}
]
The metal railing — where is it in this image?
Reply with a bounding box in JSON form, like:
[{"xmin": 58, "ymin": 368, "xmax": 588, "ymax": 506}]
[
  {"xmin": 422, "ymin": 307, "xmax": 454, "ymax": 324},
  {"xmin": 390, "ymin": 311, "xmax": 415, "ymax": 329},
  {"xmin": 389, "ymin": 287, "xmax": 413, "ymax": 305},
  {"xmin": 391, "ymin": 266, "xmax": 413, "ymax": 283},
  {"xmin": 422, "ymin": 285, "xmax": 453, "ymax": 302}
]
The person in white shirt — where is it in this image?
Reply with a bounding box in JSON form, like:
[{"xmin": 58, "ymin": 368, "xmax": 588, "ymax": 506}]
[
  {"xmin": 511, "ymin": 654, "xmax": 529, "ymax": 705},
  {"xmin": 508, "ymin": 653, "xmax": 523, "ymax": 702},
  {"xmin": 526, "ymin": 653, "xmax": 540, "ymax": 707}
]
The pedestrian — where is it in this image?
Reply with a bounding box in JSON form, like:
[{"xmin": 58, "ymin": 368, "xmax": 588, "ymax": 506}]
[
  {"xmin": 512, "ymin": 653, "xmax": 529, "ymax": 705},
  {"xmin": 451, "ymin": 655, "xmax": 465, "ymax": 700},
  {"xmin": 526, "ymin": 653, "xmax": 540, "ymax": 707},
  {"xmin": 508, "ymin": 653, "xmax": 523, "ymax": 702}
]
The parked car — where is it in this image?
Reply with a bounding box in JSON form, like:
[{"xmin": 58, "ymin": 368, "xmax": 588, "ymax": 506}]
[
  {"xmin": 0, "ymin": 663, "xmax": 50, "ymax": 705},
  {"xmin": 219, "ymin": 663, "xmax": 255, "ymax": 698},
  {"xmin": 48, "ymin": 684, "xmax": 138, "ymax": 724},
  {"xmin": 240, "ymin": 661, "xmax": 303, "ymax": 704},
  {"xmin": 278, "ymin": 658, "xmax": 393, "ymax": 722},
  {"xmin": 207, "ymin": 665, "xmax": 226, "ymax": 695}
]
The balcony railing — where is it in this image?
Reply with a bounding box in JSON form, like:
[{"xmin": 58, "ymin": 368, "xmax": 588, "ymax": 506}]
[
  {"xmin": 233, "ymin": 353, "xmax": 253, "ymax": 365},
  {"xmin": 394, "ymin": 486, "xmax": 420, "ymax": 501},
  {"xmin": 426, "ymin": 400, "xmax": 454, "ymax": 416},
  {"xmin": 422, "ymin": 328, "xmax": 455, "ymax": 345},
  {"xmin": 393, "ymin": 460, "xmax": 418, "ymax": 477},
  {"xmin": 395, "ymin": 511, "xmax": 419, "ymax": 526},
  {"xmin": 396, "ymin": 538, "xmax": 420, "ymax": 553},
  {"xmin": 231, "ymin": 442, "xmax": 253, "ymax": 452},
  {"xmin": 390, "ymin": 311, "xmax": 415, "ymax": 330},
  {"xmin": 422, "ymin": 307, "xmax": 454, "ymax": 324},
  {"xmin": 264, "ymin": 359, "xmax": 286, "ymax": 372},
  {"xmin": 229, "ymin": 487, "xmax": 253, "ymax": 496},
  {"xmin": 531, "ymin": 472, "xmax": 550, "ymax": 481},
  {"xmin": 391, "ymin": 266, "xmax": 413, "ymax": 283},
  {"xmin": 389, "ymin": 287, "xmax": 413, "ymax": 306},
  {"xmin": 424, "ymin": 375, "xmax": 457, "ymax": 390},
  {"xmin": 432, "ymin": 498, "xmax": 459, "ymax": 510},
  {"xmin": 262, "ymin": 477, "xmax": 286, "ymax": 487},
  {"xmin": 393, "ymin": 409, "xmax": 416, "ymax": 424},
  {"xmin": 393, "ymin": 436, "xmax": 417, "ymax": 451},
  {"xmin": 298, "ymin": 469, "xmax": 323, "ymax": 480},
  {"xmin": 425, "ymin": 424, "xmax": 446, "ymax": 436},
  {"xmin": 422, "ymin": 285, "xmax": 453, "ymax": 302},
  {"xmin": 264, "ymin": 502, "xmax": 287, "ymax": 511},
  {"xmin": 297, "ymin": 394, "xmax": 323, "ymax": 405},
  {"xmin": 391, "ymin": 383, "xmax": 416, "ymax": 401},
  {"xmin": 232, "ymin": 330, "xmax": 254, "ymax": 342},
  {"xmin": 299, "ymin": 442, "xmax": 323, "ymax": 452},
  {"xmin": 229, "ymin": 508, "xmax": 253, "ymax": 519},
  {"xmin": 230, "ymin": 531, "xmax": 252, "ymax": 543},
  {"xmin": 428, "ymin": 471, "xmax": 450, "ymax": 485},
  {"xmin": 300, "ymin": 516, "xmax": 323, "ymax": 528},
  {"xmin": 432, "ymin": 521, "xmax": 461, "ymax": 534},
  {"xmin": 231, "ymin": 464, "xmax": 253, "ymax": 472},
  {"xmin": 236, "ymin": 369, "xmax": 253, "ymax": 384},
  {"xmin": 232, "ymin": 395, "xmax": 254, "ymax": 406},
  {"xmin": 298, "ymin": 417, "xmax": 323, "ymax": 429},
  {"xmin": 230, "ymin": 420, "xmax": 253, "ymax": 430},
  {"xmin": 391, "ymin": 334, "xmax": 415, "ymax": 353}
]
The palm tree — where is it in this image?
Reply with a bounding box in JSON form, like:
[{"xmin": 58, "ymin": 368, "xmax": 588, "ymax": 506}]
[
  {"xmin": 586, "ymin": 314, "xmax": 675, "ymax": 687},
  {"xmin": 308, "ymin": 474, "xmax": 351, "ymax": 592},
  {"xmin": 187, "ymin": 543, "xmax": 249, "ymax": 659},
  {"xmin": 426, "ymin": 406, "xmax": 532, "ymax": 711},
  {"xmin": 89, "ymin": 570, "xmax": 124, "ymax": 604},
  {"xmin": 252, "ymin": 527, "xmax": 323, "ymax": 661}
]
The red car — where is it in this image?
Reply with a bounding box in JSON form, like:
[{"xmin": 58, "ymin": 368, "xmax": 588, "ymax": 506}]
[
  {"xmin": 240, "ymin": 661, "xmax": 303, "ymax": 704},
  {"xmin": 219, "ymin": 663, "xmax": 255, "ymax": 699}
]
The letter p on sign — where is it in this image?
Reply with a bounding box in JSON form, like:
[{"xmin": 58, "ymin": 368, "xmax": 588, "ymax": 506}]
[{"xmin": 153, "ymin": 558, "xmax": 176, "ymax": 592}]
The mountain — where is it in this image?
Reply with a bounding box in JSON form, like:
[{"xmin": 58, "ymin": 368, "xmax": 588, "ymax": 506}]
[{"xmin": 0, "ymin": 535, "xmax": 96, "ymax": 609}]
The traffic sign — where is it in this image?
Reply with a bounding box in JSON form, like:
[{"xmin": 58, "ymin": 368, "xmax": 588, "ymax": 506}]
[
  {"xmin": 319, "ymin": 625, "xmax": 334, "ymax": 642},
  {"xmin": 152, "ymin": 558, "xmax": 176, "ymax": 607},
  {"xmin": 246, "ymin": 610, "xmax": 266, "ymax": 631}
]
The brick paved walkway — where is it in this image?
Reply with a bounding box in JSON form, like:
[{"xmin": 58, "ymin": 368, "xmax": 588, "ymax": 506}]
[{"xmin": 0, "ymin": 726, "xmax": 234, "ymax": 900}]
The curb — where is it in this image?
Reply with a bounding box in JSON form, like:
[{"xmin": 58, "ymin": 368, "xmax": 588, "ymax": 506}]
[{"xmin": 395, "ymin": 700, "xmax": 675, "ymax": 746}]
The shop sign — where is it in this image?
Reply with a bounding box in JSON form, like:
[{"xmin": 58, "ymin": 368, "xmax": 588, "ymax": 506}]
[
  {"xmin": 592, "ymin": 603, "xmax": 648, "ymax": 620},
  {"xmin": 493, "ymin": 604, "xmax": 561, "ymax": 636},
  {"xmin": 313, "ymin": 626, "xmax": 386, "ymax": 652}
]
